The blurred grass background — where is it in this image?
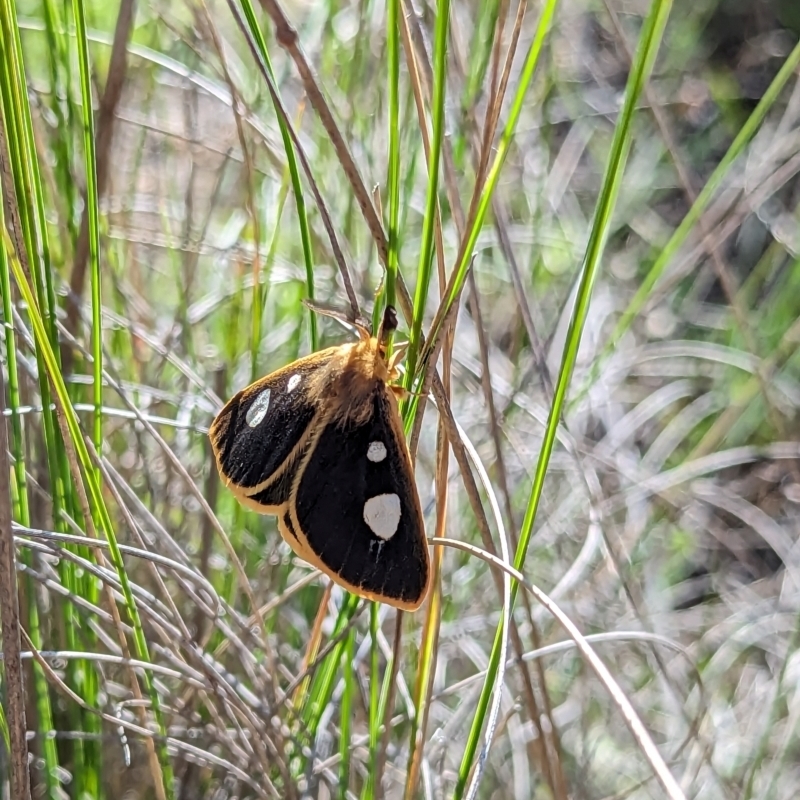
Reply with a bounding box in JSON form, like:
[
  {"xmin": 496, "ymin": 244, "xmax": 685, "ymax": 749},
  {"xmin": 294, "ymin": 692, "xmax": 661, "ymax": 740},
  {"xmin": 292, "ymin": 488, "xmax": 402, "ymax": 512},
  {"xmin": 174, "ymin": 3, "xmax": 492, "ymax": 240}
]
[{"xmin": 1, "ymin": 0, "xmax": 800, "ymax": 797}]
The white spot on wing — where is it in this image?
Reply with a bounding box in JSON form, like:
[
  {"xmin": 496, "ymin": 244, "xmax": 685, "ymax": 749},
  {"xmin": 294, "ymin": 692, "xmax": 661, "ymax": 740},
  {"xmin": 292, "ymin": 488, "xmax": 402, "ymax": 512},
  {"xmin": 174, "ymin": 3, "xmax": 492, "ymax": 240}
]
[
  {"xmin": 287, "ymin": 374, "xmax": 301, "ymax": 393},
  {"xmin": 246, "ymin": 388, "xmax": 271, "ymax": 428},
  {"xmin": 367, "ymin": 441, "xmax": 387, "ymax": 462},
  {"xmin": 364, "ymin": 494, "xmax": 401, "ymax": 540}
]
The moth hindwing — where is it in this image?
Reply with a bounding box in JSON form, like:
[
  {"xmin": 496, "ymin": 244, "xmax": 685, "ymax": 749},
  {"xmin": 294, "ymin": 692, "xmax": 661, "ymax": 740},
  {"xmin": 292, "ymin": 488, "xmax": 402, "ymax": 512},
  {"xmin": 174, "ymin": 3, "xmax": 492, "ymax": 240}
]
[{"xmin": 209, "ymin": 306, "xmax": 431, "ymax": 611}]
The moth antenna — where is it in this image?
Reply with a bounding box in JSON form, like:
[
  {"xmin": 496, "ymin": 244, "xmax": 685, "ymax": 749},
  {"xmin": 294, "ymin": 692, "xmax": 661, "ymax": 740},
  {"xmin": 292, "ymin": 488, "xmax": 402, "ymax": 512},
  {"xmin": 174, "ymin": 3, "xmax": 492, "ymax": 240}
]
[{"xmin": 303, "ymin": 299, "xmax": 371, "ymax": 340}]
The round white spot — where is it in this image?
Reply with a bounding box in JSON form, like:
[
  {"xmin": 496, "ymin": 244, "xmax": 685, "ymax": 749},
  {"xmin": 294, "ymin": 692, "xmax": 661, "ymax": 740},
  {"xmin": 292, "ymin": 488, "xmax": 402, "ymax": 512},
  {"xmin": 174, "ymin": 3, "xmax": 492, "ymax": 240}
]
[
  {"xmin": 367, "ymin": 441, "xmax": 387, "ymax": 462},
  {"xmin": 245, "ymin": 388, "xmax": 271, "ymax": 428},
  {"xmin": 287, "ymin": 374, "xmax": 302, "ymax": 393},
  {"xmin": 363, "ymin": 494, "xmax": 401, "ymax": 540}
]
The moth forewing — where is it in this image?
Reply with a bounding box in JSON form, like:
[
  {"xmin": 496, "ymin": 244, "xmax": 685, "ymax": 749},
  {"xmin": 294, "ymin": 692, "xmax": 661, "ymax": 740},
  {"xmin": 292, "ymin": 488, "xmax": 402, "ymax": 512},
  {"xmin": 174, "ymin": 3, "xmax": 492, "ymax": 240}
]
[{"xmin": 209, "ymin": 348, "xmax": 338, "ymax": 511}]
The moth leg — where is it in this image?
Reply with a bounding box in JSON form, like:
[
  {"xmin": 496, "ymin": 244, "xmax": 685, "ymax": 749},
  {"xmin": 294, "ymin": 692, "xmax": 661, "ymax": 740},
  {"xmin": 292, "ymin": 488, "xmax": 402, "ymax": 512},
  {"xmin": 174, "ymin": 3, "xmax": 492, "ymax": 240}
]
[
  {"xmin": 389, "ymin": 384, "xmax": 428, "ymax": 401},
  {"xmin": 388, "ymin": 342, "xmax": 408, "ymax": 368},
  {"xmin": 390, "ymin": 384, "xmax": 409, "ymax": 401}
]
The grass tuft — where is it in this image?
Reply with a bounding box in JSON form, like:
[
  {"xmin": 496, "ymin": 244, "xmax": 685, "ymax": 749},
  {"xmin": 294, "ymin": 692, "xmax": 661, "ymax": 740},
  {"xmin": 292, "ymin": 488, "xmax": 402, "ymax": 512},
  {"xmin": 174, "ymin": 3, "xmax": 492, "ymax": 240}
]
[{"xmin": 1, "ymin": 0, "xmax": 799, "ymax": 797}]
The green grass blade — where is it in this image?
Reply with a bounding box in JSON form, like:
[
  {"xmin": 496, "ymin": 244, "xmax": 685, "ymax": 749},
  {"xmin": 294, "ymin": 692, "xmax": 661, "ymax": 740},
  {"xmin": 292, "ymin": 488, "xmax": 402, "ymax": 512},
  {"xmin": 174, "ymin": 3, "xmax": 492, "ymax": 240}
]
[
  {"xmin": 69, "ymin": 3, "xmax": 106, "ymax": 792},
  {"xmin": 452, "ymin": 0, "xmax": 674, "ymax": 796},
  {"xmin": 250, "ymin": 164, "xmax": 291, "ymax": 381},
  {"xmin": 0, "ymin": 232, "xmax": 26, "ymax": 524},
  {"xmin": 419, "ymin": 0, "xmax": 560, "ymax": 365},
  {"xmin": 361, "ymin": 603, "xmax": 381, "ymax": 800},
  {"xmin": 0, "ymin": 702, "xmax": 9, "ymax": 754},
  {"xmin": 360, "ymin": 6, "xmax": 402, "ymax": 784},
  {"xmin": 383, "ymin": 0, "xmax": 401, "ymax": 316},
  {"xmin": 4, "ymin": 231, "xmax": 176, "ymax": 797},
  {"xmin": 0, "ymin": 0, "xmax": 67, "ymax": 521},
  {"xmin": 573, "ymin": 34, "xmax": 800, "ymax": 405},
  {"xmin": 405, "ymin": 0, "xmax": 449, "ymax": 383},
  {"xmin": 0, "ymin": 189, "xmax": 62, "ymax": 799},
  {"xmin": 338, "ymin": 627, "xmax": 355, "ymax": 799},
  {"xmin": 300, "ymin": 593, "xmax": 360, "ymax": 757},
  {"xmin": 399, "ymin": 0, "xmax": 559, "ymax": 445},
  {"xmin": 461, "ymin": 0, "xmax": 501, "ymax": 114},
  {"xmin": 0, "ymin": 3, "xmax": 69, "ymax": 792},
  {"xmin": 40, "ymin": 0, "xmax": 77, "ymax": 242},
  {"xmin": 236, "ymin": 0, "xmax": 317, "ymax": 351}
]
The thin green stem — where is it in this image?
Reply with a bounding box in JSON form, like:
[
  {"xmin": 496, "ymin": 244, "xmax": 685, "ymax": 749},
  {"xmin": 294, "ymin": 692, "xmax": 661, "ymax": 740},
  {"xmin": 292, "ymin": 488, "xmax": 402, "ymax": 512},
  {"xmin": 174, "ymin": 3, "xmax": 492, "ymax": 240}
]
[
  {"xmin": 405, "ymin": 0, "xmax": 450, "ymax": 384},
  {"xmin": 361, "ymin": 603, "xmax": 381, "ymax": 800},
  {"xmin": 237, "ymin": 0, "xmax": 317, "ymax": 350},
  {"xmin": 384, "ymin": 0, "xmax": 401, "ymax": 316},
  {"xmin": 300, "ymin": 593, "xmax": 360, "ymax": 759},
  {"xmin": 0, "ymin": 184, "xmax": 61, "ymax": 798},
  {"xmin": 453, "ymin": 0, "xmax": 674, "ymax": 795},
  {"xmin": 418, "ymin": 0, "xmax": 560, "ymax": 373},
  {"xmin": 4, "ymin": 231, "xmax": 175, "ymax": 797},
  {"xmin": 338, "ymin": 628, "xmax": 355, "ymax": 799},
  {"xmin": 572, "ymin": 34, "xmax": 800, "ymax": 407}
]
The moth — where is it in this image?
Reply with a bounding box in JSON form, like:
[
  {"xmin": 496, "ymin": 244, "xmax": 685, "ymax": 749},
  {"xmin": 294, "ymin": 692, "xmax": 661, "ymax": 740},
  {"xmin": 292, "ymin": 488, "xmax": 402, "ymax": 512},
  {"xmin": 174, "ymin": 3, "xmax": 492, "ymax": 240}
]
[{"xmin": 209, "ymin": 305, "xmax": 431, "ymax": 610}]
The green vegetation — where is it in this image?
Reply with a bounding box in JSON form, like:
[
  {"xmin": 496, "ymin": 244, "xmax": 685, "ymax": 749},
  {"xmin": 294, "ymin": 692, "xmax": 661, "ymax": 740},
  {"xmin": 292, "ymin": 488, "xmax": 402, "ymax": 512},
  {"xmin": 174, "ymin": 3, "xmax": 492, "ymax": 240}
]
[{"xmin": 1, "ymin": 0, "xmax": 799, "ymax": 797}]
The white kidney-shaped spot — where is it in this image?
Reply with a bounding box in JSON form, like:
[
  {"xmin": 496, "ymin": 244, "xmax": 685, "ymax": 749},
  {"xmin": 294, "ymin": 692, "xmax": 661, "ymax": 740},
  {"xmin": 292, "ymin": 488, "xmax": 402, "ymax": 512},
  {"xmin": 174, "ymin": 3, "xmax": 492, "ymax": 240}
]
[
  {"xmin": 367, "ymin": 441, "xmax": 387, "ymax": 463},
  {"xmin": 246, "ymin": 388, "xmax": 271, "ymax": 428},
  {"xmin": 363, "ymin": 493, "xmax": 401, "ymax": 540},
  {"xmin": 286, "ymin": 374, "xmax": 302, "ymax": 393}
]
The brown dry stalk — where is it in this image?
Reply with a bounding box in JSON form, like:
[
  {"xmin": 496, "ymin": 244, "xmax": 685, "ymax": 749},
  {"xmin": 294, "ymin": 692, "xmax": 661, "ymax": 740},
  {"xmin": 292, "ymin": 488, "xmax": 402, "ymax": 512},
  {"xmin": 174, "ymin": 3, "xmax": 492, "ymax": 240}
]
[
  {"xmin": 230, "ymin": 0, "xmax": 360, "ymax": 320},
  {"xmin": 0, "ymin": 367, "xmax": 32, "ymax": 800},
  {"xmin": 292, "ymin": 580, "xmax": 333, "ymax": 710},
  {"xmin": 400, "ymin": 5, "xmax": 566, "ymax": 791},
  {"xmin": 256, "ymin": 0, "xmax": 389, "ymax": 268}
]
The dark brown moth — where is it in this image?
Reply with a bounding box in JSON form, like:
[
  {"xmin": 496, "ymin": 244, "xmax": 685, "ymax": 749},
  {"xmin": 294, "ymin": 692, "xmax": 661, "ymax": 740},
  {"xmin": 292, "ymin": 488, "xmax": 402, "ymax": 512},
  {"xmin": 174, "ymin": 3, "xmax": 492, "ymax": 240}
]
[{"xmin": 209, "ymin": 306, "xmax": 430, "ymax": 611}]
